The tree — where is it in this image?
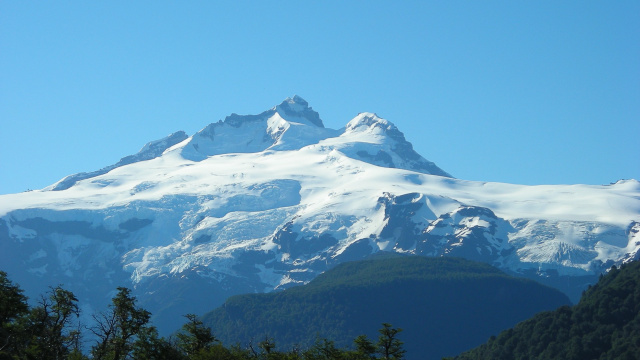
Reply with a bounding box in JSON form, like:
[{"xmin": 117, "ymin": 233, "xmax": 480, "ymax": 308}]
[
  {"xmin": 259, "ymin": 336, "xmax": 277, "ymax": 358},
  {"xmin": 21, "ymin": 286, "xmax": 81, "ymax": 359},
  {"xmin": 376, "ymin": 323, "xmax": 405, "ymax": 360},
  {"xmin": 352, "ymin": 334, "xmax": 376, "ymax": 360},
  {"xmin": 132, "ymin": 326, "xmax": 182, "ymax": 360},
  {"xmin": 175, "ymin": 313, "xmax": 218, "ymax": 357},
  {"xmin": 303, "ymin": 337, "xmax": 344, "ymax": 360},
  {"xmin": 0, "ymin": 271, "xmax": 29, "ymax": 358},
  {"xmin": 90, "ymin": 287, "xmax": 151, "ymax": 360}
]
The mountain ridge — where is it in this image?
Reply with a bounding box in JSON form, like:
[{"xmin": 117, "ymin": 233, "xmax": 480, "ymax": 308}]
[{"xmin": 0, "ymin": 96, "xmax": 638, "ymax": 334}]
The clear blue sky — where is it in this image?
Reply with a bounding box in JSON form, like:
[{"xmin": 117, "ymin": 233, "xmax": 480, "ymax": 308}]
[{"xmin": 1, "ymin": 1, "xmax": 638, "ymax": 195}]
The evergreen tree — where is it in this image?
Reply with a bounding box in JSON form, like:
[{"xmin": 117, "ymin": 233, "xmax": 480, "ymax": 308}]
[
  {"xmin": 175, "ymin": 313, "xmax": 218, "ymax": 357},
  {"xmin": 303, "ymin": 337, "xmax": 343, "ymax": 360},
  {"xmin": 376, "ymin": 323, "xmax": 405, "ymax": 360},
  {"xmin": 0, "ymin": 271, "xmax": 28, "ymax": 359},
  {"xmin": 1, "ymin": 272, "xmax": 416, "ymax": 360},
  {"xmin": 21, "ymin": 286, "xmax": 80, "ymax": 360},
  {"xmin": 352, "ymin": 335, "xmax": 376, "ymax": 360},
  {"xmin": 90, "ymin": 287, "xmax": 151, "ymax": 360},
  {"xmin": 132, "ymin": 326, "xmax": 182, "ymax": 360},
  {"xmin": 259, "ymin": 336, "xmax": 277, "ymax": 357}
]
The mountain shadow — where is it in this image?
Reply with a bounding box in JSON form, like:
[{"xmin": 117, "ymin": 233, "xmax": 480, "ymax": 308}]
[
  {"xmin": 201, "ymin": 255, "xmax": 570, "ymax": 360},
  {"xmin": 448, "ymin": 259, "xmax": 640, "ymax": 360}
]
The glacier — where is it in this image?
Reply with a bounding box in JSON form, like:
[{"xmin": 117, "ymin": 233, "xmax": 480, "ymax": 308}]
[{"xmin": 0, "ymin": 96, "xmax": 638, "ymax": 334}]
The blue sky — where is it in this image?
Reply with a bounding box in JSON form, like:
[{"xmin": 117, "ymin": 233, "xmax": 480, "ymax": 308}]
[{"xmin": 1, "ymin": 1, "xmax": 638, "ymax": 195}]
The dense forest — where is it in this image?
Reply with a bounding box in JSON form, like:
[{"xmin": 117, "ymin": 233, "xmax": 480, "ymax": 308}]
[
  {"xmin": 202, "ymin": 255, "xmax": 569, "ymax": 360},
  {"xmin": 3, "ymin": 257, "xmax": 637, "ymax": 359},
  {"xmin": 448, "ymin": 260, "xmax": 640, "ymax": 360}
]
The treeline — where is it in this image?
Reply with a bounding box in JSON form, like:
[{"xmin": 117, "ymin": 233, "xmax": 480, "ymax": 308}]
[{"xmin": 0, "ymin": 270, "xmax": 406, "ymax": 360}]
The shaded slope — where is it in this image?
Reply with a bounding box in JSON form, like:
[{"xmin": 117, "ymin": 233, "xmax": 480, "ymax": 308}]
[
  {"xmin": 202, "ymin": 255, "xmax": 570, "ymax": 360},
  {"xmin": 451, "ymin": 259, "xmax": 640, "ymax": 360}
]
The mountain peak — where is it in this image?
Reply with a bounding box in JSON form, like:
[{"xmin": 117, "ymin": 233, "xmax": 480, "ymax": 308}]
[
  {"xmin": 2, "ymin": 96, "xmax": 639, "ymax": 339},
  {"xmin": 345, "ymin": 112, "xmax": 389, "ymax": 133},
  {"xmin": 284, "ymin": 95, "xmax": 308, "ymax": 107},
  {"xmin": 274, "ymin": 95, "xmax": 324, "ymax": 128},
  {"xmin": 178, "ymin": 96, "xmax": 333, "ymax": 160}
]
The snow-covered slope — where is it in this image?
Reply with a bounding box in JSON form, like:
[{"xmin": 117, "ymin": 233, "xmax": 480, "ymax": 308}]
[{"xmin": 0, "ymin": 96, "xmax": 638, "ymax": 333}]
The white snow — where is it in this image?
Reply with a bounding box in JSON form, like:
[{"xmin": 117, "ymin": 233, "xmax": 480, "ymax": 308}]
[{"xmin": 1, "ymin": 98, "xmax": 638, "ymax": 291}]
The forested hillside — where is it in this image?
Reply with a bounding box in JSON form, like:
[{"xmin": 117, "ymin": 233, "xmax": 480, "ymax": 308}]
[
  {"xmin": 202, "ymin": 255, "xmax": 570, "ymax": 360},
  {"xmin": 449, "ymin": 260, "xmax": 640, "ymax": 360}
]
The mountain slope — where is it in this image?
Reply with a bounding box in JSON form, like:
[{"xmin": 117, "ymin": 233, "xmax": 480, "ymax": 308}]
[
  {"xmin": 202, "ymin": 255, "xmax": 571, "ymax": 360},
  {"xmin": 450, "ymin": 259, "xmax": 640, "ymax": 360},
  {"xmin": 0, "ymin": 96, "xmax": 638, "ymax": 334}
]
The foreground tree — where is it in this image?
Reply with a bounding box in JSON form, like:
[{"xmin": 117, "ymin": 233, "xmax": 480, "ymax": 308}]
[
  {"xmin": 1, "ymin": 273, "xmax": 410, "ymax": 360},
  {"xmin": 21, "ymin": 286, "xmax": 81, "ymax": 359},
  {"xmin": 90, "ymin": 287, "xmax": 151, "ymax": 360},
  {"xmin": 175, "ymin": 313, "xmax": 218, "ymax": 357},
  {"xmin": 303, "ymin": 338, "xmax": 343, "ymax": 360},
  {"xmin": 352, "ymin": 334, "xmax": 377, "ymax": 360},
  {"xmin": 131, "ymin": 326, "xmax": 182, "ymax": 360},
  {"xmin": 376, "ymin": 323, "xmax": 405, "ymax": 360},
  {"xmin": 0, "ymin": 271, "xmax": 29, "ymax": 358}
]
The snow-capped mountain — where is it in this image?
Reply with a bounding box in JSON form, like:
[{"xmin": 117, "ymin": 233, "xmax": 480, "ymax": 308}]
[{"xmin": 1, "ymin": 96, "xmax": 638, "ymax": 333}]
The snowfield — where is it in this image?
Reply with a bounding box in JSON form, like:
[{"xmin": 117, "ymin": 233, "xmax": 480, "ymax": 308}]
[{"xmin": 1, "ymin": 96, "xmax": 638, "ymax": 333}]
